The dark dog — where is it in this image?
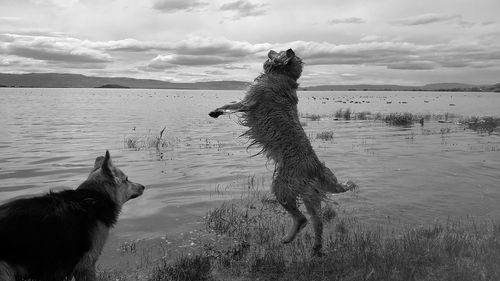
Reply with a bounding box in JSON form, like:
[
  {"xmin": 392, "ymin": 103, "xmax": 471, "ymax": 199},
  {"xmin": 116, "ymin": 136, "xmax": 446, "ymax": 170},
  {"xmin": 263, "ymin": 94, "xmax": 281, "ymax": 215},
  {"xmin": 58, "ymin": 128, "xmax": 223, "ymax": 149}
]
[
  {"xmin": 0, "ymin": 151, "xmax": 144, "ymax": 281},
  {"xmin": 209, "ymin": 49, "xmax": 355, "ymax": 255}
]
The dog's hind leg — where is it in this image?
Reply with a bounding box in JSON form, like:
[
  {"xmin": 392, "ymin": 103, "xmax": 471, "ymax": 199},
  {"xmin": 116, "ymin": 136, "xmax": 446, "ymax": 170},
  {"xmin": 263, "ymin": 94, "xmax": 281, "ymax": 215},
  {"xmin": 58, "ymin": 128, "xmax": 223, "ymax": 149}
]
[
  {"xmin": 303, "ymin": 195, "xmax": 323, "ymax": 256},
  {"xmin": 0, "ymin": 262, "xmax": 16, "ymax": 281},
  {"xmin": 73, "ymin": 268, "xmax": 96, "ymax": 281},
  {"xmin": 273, "ymin": 181, "xmax": 307, "ymax": 244}
]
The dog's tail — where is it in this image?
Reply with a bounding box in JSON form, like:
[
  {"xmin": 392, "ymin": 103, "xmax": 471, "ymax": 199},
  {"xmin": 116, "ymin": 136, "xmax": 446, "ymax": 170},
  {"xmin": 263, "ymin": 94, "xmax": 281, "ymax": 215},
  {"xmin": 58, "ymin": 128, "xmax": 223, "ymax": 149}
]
[{"xmin": 320, "ymin": 165, "xmax": 357, "ymax": 193}]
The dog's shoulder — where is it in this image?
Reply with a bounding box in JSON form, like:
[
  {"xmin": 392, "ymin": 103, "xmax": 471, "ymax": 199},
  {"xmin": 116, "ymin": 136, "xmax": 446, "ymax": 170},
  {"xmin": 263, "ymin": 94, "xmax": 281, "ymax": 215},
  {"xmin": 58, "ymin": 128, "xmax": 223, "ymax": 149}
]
[
  {"xmin": 0, "ymin": 189, "xmax": 118, "ymax": 232},
  {"xmin": 246, "ymin": 73, "xmax": 298, "ymax": 107}
]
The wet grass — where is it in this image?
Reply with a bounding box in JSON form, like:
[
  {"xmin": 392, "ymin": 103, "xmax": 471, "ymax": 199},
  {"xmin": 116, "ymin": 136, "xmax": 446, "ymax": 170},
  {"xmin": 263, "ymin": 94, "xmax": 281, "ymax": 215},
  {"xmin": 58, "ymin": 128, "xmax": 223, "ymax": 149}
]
[
  {"xmin": 459, "ymin": 116, "xmax": 500, "ymax": 135},
  {"xmin": 384, "ymin": 112, "xmax": 415, "ymax": 127},
  {"xmin": 334, "ymin": 108, "xmax": 352, "ymax": 120},
  {"xmin": 149, "ymin": 255, "xmax": 213, "ymax": 281},
  {"xmin": 124, "ymin": 127, "xmax": 179, "ymax": 151},
  {"xmin": 316, "ymin": 131, "xmax": 334, "ymax": 141},
  {"xmin": 96, "ymin": 181, "xmax": 500, "ymax": 281},
  {"xmin": 303, "ymin": 113, "xmax": 322, "ymax": 121}
]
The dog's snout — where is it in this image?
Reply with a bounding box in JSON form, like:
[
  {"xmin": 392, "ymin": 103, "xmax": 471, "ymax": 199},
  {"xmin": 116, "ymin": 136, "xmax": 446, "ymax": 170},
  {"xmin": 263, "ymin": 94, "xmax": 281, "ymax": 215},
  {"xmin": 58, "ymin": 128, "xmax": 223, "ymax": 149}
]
[{"xmin": 139, "ymin": 184, "xmax": 145, "ymax": 192}]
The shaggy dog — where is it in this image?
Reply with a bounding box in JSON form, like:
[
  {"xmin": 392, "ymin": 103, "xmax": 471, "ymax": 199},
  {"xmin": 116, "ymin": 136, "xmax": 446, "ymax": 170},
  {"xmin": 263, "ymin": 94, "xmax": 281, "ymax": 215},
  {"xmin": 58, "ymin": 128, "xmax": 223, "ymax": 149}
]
[
  {"xmin": 0, "ymin": 151, "xmax": 144, "ymax": 281},
  {"xmin": 209, "ymin": 49, "xmax": 355, "ymax": 254}
]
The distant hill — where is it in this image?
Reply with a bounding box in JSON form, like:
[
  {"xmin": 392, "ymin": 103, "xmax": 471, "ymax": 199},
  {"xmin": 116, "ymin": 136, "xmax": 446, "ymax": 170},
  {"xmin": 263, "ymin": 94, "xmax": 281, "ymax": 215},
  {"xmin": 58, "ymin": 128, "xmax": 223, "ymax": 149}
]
[
  {"xmin": 0, "ymin": 73, "xmax": 250, "ymax": 90},
  {"xmin": 96, "ymin": 84, "xmax": 130, "ymax": 88},
  {"xmin": 486, "ymin": 83, "xmax": 500, "ymax": 92},
  {"xmin": 420, "ymin": 83, "xmax": 484, "ymax": 91},
  {"xmin": 303, "ymin": 84, "xmax": 418, "ymax": 91},
  {"xmin": 0, "ymin": 72, "xmax": 497, "ymax": 92},
  {"xmin": 303, "ymin": 82, "xmax": 488, "ymax": 92}
]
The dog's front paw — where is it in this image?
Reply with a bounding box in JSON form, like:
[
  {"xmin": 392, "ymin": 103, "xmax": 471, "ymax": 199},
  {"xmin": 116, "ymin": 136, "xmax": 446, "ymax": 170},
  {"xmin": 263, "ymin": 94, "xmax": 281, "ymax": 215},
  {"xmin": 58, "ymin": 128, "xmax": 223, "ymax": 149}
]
[{"xmin": 209, "ymin": 110, "xmax": 223, "ymax": 118}]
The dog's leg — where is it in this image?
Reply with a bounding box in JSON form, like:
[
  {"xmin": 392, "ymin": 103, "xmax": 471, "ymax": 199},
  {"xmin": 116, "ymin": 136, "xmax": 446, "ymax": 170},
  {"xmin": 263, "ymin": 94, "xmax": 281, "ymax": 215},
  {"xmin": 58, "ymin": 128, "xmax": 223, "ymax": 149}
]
[
  {"xmin": 209, "ymin": 102, "xmax": 246, "ymax": 118},
  {"xmin": 0, "ymin": 262, "xmax": 16, "ymax": 281},
  {"xmin": 303, "ymin": 195, "xmax": 323, "ymax": 256},
  {"xmin": 73, "ymin": 268, "xmax": 97, "ymax": 281},
  {"xmin": 273, "ymin": 182, "xmax": 307, "ymax": 244}
]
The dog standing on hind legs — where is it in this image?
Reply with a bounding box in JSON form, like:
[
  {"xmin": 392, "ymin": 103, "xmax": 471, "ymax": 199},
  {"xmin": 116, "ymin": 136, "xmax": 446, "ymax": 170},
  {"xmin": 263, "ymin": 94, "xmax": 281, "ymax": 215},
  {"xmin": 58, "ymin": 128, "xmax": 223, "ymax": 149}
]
[
  {"xmin": 0, "ymin": 151, "xmax": 145, "ymax": 281},
  {"xmin": 209, "ymin": 49, "xmax": 356, "ymax": 255}
]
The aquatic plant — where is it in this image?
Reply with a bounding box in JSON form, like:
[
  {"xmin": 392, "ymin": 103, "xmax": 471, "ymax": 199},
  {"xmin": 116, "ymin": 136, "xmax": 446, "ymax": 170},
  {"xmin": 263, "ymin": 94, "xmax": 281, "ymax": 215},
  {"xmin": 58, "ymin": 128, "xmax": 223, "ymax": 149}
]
[
  {"xmin": 343, "ymin": 108, "xmax": 352, "ymax": 120},
  {"xmin": 460, "ymin": 116, "xmax": 500, "ymax": 135},
  {"xmin": 355, "ymin": 111, "xmax": 371, "ymax": 120},
  {"xmin": 302, "ymin": 113, "xmax": 321, "ymax": 121},
  {"xmin": 316, "ymin": 131, "xmax": 334, "ymax": 141},
  {"xmin": 124, "ymin": 127, "xmax": 179, "ymax": 151},
  {"xmin": 334, "ymin": 109, "xmax": 343, "ymax": 119},
  {"xmin": 384, "ymin": 112, "xmax": 414, "ymax": 126}
]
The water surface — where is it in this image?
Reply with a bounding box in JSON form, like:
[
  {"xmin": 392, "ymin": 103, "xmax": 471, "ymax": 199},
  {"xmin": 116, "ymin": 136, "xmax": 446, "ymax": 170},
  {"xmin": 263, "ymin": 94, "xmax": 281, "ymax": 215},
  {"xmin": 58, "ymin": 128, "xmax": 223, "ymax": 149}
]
[{"xmin": 1, "ymin": 88, "xmax": 499, "ymax": 267}]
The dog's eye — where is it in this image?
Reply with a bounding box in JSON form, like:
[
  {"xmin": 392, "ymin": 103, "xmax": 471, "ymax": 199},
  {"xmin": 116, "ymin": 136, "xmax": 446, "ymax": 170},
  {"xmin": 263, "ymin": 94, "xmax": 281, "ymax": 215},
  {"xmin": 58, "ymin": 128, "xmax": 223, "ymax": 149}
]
[{"xmin": 125, "ymin": 177, "xmax": 129, "ymax": 182}]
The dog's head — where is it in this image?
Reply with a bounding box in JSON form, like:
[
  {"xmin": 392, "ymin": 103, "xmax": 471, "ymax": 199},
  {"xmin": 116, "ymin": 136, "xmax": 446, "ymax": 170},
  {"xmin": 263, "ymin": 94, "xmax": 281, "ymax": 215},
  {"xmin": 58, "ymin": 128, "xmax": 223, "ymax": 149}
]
[
  {"xmin": 83, "ymin": 151, "xmax": 145, "ymax": 205},
  {"xmin": 263, "ymin": 48, "xmax": 303, "ymax": 80}
]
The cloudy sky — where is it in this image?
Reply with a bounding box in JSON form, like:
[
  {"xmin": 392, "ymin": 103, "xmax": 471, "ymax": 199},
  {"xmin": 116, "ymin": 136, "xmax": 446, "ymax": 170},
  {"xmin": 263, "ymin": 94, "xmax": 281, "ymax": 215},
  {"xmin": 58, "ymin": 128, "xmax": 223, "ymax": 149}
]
[{"xmin": 1, "ymin": 0, "xmax": 499, "ymax": 86}]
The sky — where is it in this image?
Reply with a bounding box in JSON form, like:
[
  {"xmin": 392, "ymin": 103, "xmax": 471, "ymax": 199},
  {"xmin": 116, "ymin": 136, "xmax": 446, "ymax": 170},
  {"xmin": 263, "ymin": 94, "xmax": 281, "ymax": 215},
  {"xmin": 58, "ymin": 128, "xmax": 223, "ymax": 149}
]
[{"xmin": 1, "ymin": 0, "xmax": 499, "ymax": 86}]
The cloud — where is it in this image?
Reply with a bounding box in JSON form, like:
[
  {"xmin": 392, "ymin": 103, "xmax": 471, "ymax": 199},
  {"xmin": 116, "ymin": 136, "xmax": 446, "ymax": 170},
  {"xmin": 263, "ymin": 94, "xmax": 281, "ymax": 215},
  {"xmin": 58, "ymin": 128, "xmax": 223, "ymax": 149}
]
[
  {"xmin": 152, "ymin": 0, "xmax": 208, "ymax": 13},
  {"xmin": 387, "ymin": 61, "xmax": 436, "ymax": 70},
  {"xmin": 219, "ymin": 0, "xmax": 269, "ymax": 20},
  {"xmin": 90, "ymin": 36, "xmax": 270, "ymax": 57},
  {"xmin": 136, "ymin": 36, "xmax": 271, "ymax": 70},
  {"xmin": 2, "ymin": 34, "xmax": 112, "ymax": 64},
  {"xmin": 360, "ymin": 35, "xmax": 384, "ymax": 42},
  {"xmin": 3, "ymin": 32, "xmax": 499, "ymax": 82},
  {"xmin": 277, "ymin": 39, "xmax": 500, "ymax": 71},
  {"xmin": 146, "ymin": 53, "xmax": 244, "ymax": 70},
  {"xmin": 222, "ymin": 64, "xmax": 251, "ymax": 70},
  {"xmin": 147, "ymin": 55, "xmax": 178, "ymax": 70},
  {"xmin": 0, "ymin": 16, "xmax": 22, "ymax": 23},
  {"xmin": 340, "ymin": 73, "xmax": 360, "ymax": 80},
  {"xmin": 393, "ymin": 13, "xmax": 462, "ymax": 26},
  {"xmin": 285, "ymin": 41, "xmax": 416, "ymax": 66},
  {"xmin": 204, "ymin": 70, "xmax": 228, "ymax": 75},
  {"xmin": 329, "ymin": 17, "xmax": 365, "ymax": 25}
]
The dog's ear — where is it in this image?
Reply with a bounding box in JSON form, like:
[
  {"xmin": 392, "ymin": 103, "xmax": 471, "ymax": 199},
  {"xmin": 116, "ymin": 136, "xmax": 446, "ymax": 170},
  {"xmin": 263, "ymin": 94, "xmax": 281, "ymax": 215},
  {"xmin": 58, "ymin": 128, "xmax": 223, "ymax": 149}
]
[
  {"xmin": 283, "ymin": 49, "xmax": 295, "ymax": 65},
  {"xmin": 94, "ymin": 156, "xmax": 105, "ymax": 170},
  {"xmin": 268, "ymin": 50, "xmax": 278, "ymax": 60},
  {"xmin": 100, "ymin": 150, "xmax": 115, "ymax": 177}
]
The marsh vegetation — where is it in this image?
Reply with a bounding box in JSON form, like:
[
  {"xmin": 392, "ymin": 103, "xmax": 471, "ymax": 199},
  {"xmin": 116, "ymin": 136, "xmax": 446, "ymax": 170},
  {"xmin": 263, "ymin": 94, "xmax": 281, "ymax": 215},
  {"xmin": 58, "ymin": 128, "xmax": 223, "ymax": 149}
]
[{"xmin": 97, "ymin": 179, "xmax": 500, "ymax": 281}]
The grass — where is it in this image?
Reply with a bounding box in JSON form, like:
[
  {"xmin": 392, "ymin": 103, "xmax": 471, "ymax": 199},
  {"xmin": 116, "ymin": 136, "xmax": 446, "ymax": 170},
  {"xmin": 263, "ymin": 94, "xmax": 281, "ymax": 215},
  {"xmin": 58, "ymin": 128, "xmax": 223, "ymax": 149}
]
[
  {"xmin": 316, "ymin": 131, "xmax": 334, "ymax": 141},
  {"xmin": 459, "ymin": 116, "xmax": 500, "ymax": 135},
  {"xmin": 200, "ymin": 187, "xmax": 500, "ymax": 281},
  {"xmin": 96, "ymin": 180, "xmax": 500, "ymax": 281},
  {"xmin": 150, "ymin": 255, "xmax": 213, "ymax": 281},
  {"xmin": 355, "ymin": 111, "xmax": 371, "ymax": 120},
  {"xmin": 384, "ymin": 112, "xmax": 415, "ymax": 127},
  {"xmin": 334, "ymin": 108, "xmax": 352, "ymax": 120},
  {"xmin": 303, "ymin": 113, "xmax": 322, "ymax": 121},
  {"xmin": 123, "ymin": 127, "xmax": 181, "ymax": 159}
]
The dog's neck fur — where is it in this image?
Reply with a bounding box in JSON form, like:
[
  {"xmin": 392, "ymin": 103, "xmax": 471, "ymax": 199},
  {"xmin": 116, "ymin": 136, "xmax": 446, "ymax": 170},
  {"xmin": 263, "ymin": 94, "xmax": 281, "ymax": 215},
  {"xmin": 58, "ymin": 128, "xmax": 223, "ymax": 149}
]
[{"xmin": 75, "ymin": 181, "xmax": 120, "ymax": 227}]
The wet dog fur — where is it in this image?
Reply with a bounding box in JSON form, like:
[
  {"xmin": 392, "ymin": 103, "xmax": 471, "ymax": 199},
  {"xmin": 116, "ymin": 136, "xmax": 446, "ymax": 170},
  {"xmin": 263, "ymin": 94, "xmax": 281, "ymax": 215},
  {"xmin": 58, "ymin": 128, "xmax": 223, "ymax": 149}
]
[
  {"xmin": 0, "ymin": 151, "xmax": 144, "ymax": 281},
  {"xmin": 209, "ymin": 49, "xmax": 354, "ymax": 255}
]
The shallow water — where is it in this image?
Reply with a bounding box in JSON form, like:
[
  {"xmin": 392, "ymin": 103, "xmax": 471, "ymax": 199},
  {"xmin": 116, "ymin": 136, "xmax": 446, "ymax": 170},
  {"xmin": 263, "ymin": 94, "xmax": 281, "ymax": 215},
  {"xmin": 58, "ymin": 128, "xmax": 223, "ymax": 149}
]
[{"xmin": 1, "ymin": 88, "xmax": 499, "ymax": 268}]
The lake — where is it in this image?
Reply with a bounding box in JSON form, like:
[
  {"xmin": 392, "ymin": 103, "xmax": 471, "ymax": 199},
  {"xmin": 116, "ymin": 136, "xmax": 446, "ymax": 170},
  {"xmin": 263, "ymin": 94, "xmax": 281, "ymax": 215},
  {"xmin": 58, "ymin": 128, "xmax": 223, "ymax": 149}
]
[{"xmin": 1, "ymin": 88, "xmax": 499, "ymax": 268}]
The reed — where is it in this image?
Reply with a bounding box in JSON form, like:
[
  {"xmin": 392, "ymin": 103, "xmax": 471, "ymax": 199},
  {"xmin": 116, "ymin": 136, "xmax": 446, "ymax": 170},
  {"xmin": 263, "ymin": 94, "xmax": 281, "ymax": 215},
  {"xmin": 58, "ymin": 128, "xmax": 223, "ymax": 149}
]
[
  {"xmin": 316, "ymin": 131, "xmax": 334, "ymax": 141},
  {"xmin": 384, "ymin": 112, "xmax": 414, "ymax": 126},
  {"xmin": 460, "ymin": 116, "xmax": 500, "ymax": 135}
]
